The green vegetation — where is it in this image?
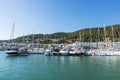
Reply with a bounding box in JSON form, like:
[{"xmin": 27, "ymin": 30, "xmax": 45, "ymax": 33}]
[{"xmin": 14, "ymin": 24, "xmax": 120, "ymax": 44}]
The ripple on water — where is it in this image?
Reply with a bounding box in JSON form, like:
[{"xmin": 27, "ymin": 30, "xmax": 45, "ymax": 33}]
[{"xmin": 0, "ymin": 52, "xmax": 120, "ymax": 80}]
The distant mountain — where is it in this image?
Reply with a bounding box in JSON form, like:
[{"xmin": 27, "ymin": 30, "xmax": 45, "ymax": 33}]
[
  {"xmin": 0, "ymin": 40, "xmax": 8, "ymax": 42},
  {"xmin": 11, "ymin": 24, "xmax": 120, "ymax": 44}
]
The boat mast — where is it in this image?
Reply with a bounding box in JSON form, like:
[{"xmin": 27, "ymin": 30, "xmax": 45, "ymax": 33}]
[
  {"xmin": 103, "ymin": 24, "xmax": 107, "ymax": 49},
  {"xmin": 90, "ymin": 28, "xmax": 92, "ymax": 49},
  {"xmin": 82, "ymin": 32, "xmax": 84, "ymax": 46},
  {"xmin": 23, "ymin": 33, "xmax": 25, "ymax": 44},
  {"xmin": 11, "ymin": 22, "xmax": 15, "ymax": 43},
  {"xmin": 111, "ymin": 25, "xmax": 114, "ymax": 48},
  {"xmin": 79, "ymin": 31, "xmax": 82, "ymax": 48},
  {"xmin": 37, "ymin": 33, "xmax": 40, "ymax": 48},
  {"xmin": 98, "ymin": 27, "xmax": 100, "ymax": 48},
  {"xmin": 38, "ymin": 34, "xmax": 40, "ymax": 44},
  {"xmin": 79, "ymin": 31, "xmax": 81, "ymax": 44},
  {"xmin": 104, "ymin": 24, "xmax": 106, "ymax": 39},
  {"xmin": 32, "ymin": 29, "xmax": 34, "ymax": 48},
  {"xmin": 27, "ymin": 31, "xmax": 29, "ymax": 44}
]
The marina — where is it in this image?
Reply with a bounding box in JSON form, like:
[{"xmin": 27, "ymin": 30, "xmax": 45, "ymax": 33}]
[
  {"xmin": 0, "ymin": 41, "xmax": 120, "ymax": 56},
  {"xmin": 0, "ymin": 0, "xmax": 120, "ymax": 80},
  {"xmin": 1, "ymin": 21, "xmax": 120, "ymax": 56},
  {"xmin": 2, "ymin": 23, "xmax": 120, "ymax": 56}
]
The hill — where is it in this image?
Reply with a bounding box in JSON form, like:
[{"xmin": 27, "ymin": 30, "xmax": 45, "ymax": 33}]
[{"xmin": 13, "ymin": 24, "xmax": 120, "ymax": 44}]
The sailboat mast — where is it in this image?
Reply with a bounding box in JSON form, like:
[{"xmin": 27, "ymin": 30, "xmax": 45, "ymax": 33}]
[
  {"xmin": 98, "ymin": 27, "xmax": 100, "ymax": 42},
  {"xmin": 37, "ymin": 34, "xmax": 40, "ymax": 48},
  {"xmin": 27, "ymin": 31, "xmax": 29, "ymax": 44},
  {"xmin": 38, "ymin": 34, "xmax": 40, "ymax": 43},
  {"xmin": 98, "ymin": 27, "xmax": 100, "ymax": 48},
  {"xmin": 104, "ymin": 24, "xmax": 106, "ymax": 39},
  {"xmin": 79, "ymin": 31, "xmax": 81, "ymax": 43},
  {"xmin": 12, "ymin": 22, "xmax": 15, "ymax": 43},
  {"xmin": 79, "ymin": 31, "xmax": 82, "ymax": 48},
  {"xmin": 32, "ymin": 29, "xmax": 34, "ymax": 44},
  {"xmin": 82, "ymin": 32, "xmax": 84, "ymax": 48},
  {"xmin": 103, "ymin": 24, "xmax": 107, "ymax": 49},
  {"xmin": 90, "ymin": 28, "xmax": 92, "ymax": 49},
  {"xmin": 111, "ymin": 25, "xmax": 114, "ymax": 48},
  {"xmin": 23, "ymin": 33, "xmax": 25, "ymax": 44},
  {"xmin": 32, "ymin": 29, "xmax": 34, "ymax": 48},
  {"xmin": 82, "ymin": 32, "xmax": 84, "ymax": 43}
]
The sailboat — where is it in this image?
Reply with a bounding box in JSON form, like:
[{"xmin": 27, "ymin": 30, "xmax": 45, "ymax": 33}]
[
  {"xmin": 84, "ymin": 28, "xmax": 95, "ymax": 56},
  {"xmin": 95, "ymin": 25, "xmax": 120, "ymax": 56},
  {"xmin": 6, "ymin": 22, "xmax": 19, "ymax": 55},
  {"xmin": 18, "ymin": 33, "xmax": 29, "ymax": 56},
  {"xmin": 110, "ymin": 25, "xmax": 120, "ymax": 56}
]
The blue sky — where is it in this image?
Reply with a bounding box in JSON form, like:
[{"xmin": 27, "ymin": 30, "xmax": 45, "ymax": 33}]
[{"xmin": 0, "ymin": 0, "xmax": 120, "ymax": 40}]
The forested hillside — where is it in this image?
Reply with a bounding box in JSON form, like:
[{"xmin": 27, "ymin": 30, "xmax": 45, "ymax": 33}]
[{"xmin": 14, "ymin": 24, "xmax": 120, "ymax": 44}]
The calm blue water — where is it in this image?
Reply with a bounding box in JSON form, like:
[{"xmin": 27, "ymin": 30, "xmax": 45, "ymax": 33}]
[{"xmin": 0, "ymin": 51, "xmax": 120, "ymax": 80}]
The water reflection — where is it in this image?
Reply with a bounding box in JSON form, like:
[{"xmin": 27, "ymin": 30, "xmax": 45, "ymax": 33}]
[
  {"xmin": 1, "ymin": 52, "xmax": 120, "ymax": 80},
  {"xmin": 44, "ymin": 56, "xmax": 85, "ymax": 64}
]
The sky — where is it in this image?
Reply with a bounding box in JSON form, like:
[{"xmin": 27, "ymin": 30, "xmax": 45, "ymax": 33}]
[{"xmin": 0, "ymin": 0, "xmax": 120, "ymax": 40}]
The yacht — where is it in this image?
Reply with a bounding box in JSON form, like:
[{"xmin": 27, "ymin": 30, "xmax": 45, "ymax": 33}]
[
  {"xmin": 6, "ymin": 47, "xmax": 19, "ymax": 55},
  {"xmin": 60, "ymin": 49, "xmax": 69, "ymax": 56},
  {"xmin": 18, "ymin": 47, "xmax": 29, "ymax": 56}
]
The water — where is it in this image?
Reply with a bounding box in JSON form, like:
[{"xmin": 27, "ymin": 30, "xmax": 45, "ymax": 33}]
[{"xmin": 0, "ymin": 51, "xmax": 120, "ymax": 80}]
